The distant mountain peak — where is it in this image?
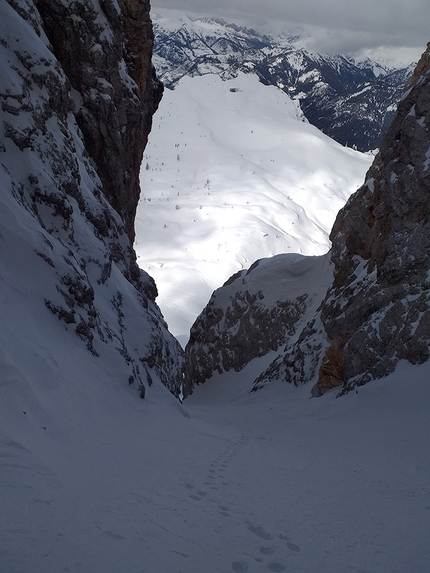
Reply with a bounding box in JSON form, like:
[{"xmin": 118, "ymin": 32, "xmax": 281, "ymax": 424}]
[
  {"xmin": 195, "ymin": 16, "xmax": 270, "ymax": 39},
  {"xmin": 152, "ymin": 11, "xmax": 417, "ymax": 151}
]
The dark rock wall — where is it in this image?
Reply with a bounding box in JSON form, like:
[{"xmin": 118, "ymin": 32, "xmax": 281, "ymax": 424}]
[
  {"xmin": 315, "ymin": 42, "xmax": 430, "ymax": 393},
  {"xmin": 35, "ymin": 0, "xmax": 163, "ymax": 242}
]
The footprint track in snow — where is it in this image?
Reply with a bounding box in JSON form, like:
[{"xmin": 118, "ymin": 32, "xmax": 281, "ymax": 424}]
[
  {"xmin": 240, "ymin": 520, "xmax": 300, "ymax": 570},
  {"xmin": 187, "ymin": 430, "xmax": 302, "ymax": 572},
  {"xmin": 185, "ymin": 436, "xmax": 300, "ymax": 571},
  {"xmin": 204, "ymin": 434, "xmax": 249, "ymax": 485}
]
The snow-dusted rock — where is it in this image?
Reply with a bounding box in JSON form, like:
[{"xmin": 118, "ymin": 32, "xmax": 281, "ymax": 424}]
[
  {"xmin": 0, "ymin": 0, "xmax": 184, "ymax": 396},
  {"xmin": 36, "ymin": 0, "xmax": 163, "ymax": 242},
  {"xmin": 183, "ymin": 253, "xmax": 332, "ymax": 396},
  {"xmin": 313, "ymin": 41, "xmax": 430, "ymax": 394}
]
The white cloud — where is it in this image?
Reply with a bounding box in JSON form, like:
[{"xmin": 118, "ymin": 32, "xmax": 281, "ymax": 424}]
[{"xmin": 152, "ymin": 0, "xmax": 428, "ymax": 54}]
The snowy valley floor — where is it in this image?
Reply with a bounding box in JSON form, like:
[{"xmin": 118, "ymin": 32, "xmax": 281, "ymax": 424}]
[{"xmin": 2, "ymin": 357, "xmax": 429, "ymax": 573}]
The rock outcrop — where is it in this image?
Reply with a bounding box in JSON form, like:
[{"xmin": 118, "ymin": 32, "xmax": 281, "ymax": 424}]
[
  {"xmin": 312, "ymin": 41, "xmax": 430, "ymax": 394},
  {"xmin": 184, "ymin": 253, "xmax": 333, "ymax": 396},
  {"xmin": 184, "ymin": 42, "xmax": 430, "ymax": 397},
  {"xmin": 35, "ymin": 0, "xmax": 163, "ymax": 243},
  {"xmin": 0, "ymin": 0, "xmax": 184, "ymax": 396}
]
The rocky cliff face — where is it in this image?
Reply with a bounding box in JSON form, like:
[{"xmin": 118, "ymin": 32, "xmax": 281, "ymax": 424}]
[
  {"xmin": 35, "ymin": 0, "xmax": 163, "ymax": 242},
  {"xmin": 184, "ymin": 254, "xmax": 332, "ymax": 396},
  {"xmin": 184, "ymin": 43, "xmax": 430, "ymax": 397},
  {"xmin": 1, "ymin": 0, "xmax": 184, "ymax": 396},
  {"xmin": 312, "ymin": 41, "xmax": 430, "ymax": 394}
]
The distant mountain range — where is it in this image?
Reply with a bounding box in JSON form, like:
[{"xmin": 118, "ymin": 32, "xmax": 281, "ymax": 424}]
[{"xmin": 152, "ymin": 12, "xmax": 416, "ymax": 151}]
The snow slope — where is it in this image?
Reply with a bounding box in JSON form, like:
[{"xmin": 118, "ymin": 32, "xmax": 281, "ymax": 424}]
[
  {"xmin": 2, "ymin": 346, "xmax": 429, "ymax": 572},
  {"xmin": 136, "ymin": 73, "xmax": 372, "ymax": 344}
]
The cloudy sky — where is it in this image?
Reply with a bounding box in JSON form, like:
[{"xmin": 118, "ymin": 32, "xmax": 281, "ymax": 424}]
[{"xmin": 152, "ymin": 0, "xmax": 428, "ymax": 55}]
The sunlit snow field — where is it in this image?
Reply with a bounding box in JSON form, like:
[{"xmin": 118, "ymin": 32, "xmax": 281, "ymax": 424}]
[{"xmin": 135, "ymin": 73, "xmax": 372, "ymax": 344}]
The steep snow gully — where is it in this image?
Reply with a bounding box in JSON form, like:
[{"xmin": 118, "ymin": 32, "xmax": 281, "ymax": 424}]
[{"xmin": 0, "ymin": 3, "xmax": 429, "ymax": 573}]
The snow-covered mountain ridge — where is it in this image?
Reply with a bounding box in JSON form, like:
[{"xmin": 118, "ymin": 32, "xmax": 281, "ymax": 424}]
[
  {"xmin": 151, "ymin": 9, "xmax": 417, "ymax": 151},
  {"xmin": 184, "ymin": 43, "xmax": 430, "ymax": 397}
]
